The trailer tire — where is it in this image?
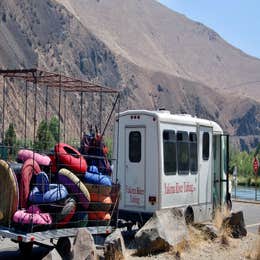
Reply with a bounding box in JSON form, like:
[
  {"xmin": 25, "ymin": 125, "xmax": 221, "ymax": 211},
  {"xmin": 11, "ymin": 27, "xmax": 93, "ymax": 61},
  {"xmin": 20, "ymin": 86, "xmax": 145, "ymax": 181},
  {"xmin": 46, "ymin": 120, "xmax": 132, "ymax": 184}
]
[
  {"xmin": 56, "ymin": 237, "xmax": 71, "ymax": 258},
  {"xmin": 19, "ymin": 241, "xmax": 33, "ymax": 256},
  {"xmin": 184, "ymin": 206, "xmax": 194, "ymax": 225}
]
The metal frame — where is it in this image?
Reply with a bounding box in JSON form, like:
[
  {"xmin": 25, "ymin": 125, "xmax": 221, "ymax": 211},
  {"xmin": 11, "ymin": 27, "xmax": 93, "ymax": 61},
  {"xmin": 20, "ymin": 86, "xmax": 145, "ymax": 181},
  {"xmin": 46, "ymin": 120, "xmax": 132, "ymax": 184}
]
[
  {"xmin": 0, "ymin": 68, "xmax": 121, "ymax": 247},
  {"xmin": 0, "ymin": 68, "xmax": 120, "ymax": 144},
  {"xmin": 0, "ymin": 69, "xmax": 118, "ymax": 93},
  {"xmin": 0, "ymin": 226, "xmax": 112, "ymax": 243}
]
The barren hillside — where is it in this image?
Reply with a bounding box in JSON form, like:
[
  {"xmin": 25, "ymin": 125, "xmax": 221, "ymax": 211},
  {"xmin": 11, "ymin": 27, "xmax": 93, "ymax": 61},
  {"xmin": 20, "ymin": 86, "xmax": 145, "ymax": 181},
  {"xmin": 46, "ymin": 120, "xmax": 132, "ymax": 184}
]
[
  {"xmin": 0, "ymin": 0, "xmax": 259, "ymax": 149},
  {"xmin": 57, "ymin": 0, "xmax": 260, "ymax": 102}
]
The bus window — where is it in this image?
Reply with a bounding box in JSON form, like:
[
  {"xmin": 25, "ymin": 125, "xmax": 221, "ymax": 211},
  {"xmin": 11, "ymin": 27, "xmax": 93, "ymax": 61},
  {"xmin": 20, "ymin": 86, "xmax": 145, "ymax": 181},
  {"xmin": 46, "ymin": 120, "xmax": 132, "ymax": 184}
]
[
  {"xmin": 163, "ymin": 130, "xmax": 177, "ymax": 175},
  {"xmin": 177, "ymin": 131, "xmax": 189, "ymax": 175},
  {"xmin": 129, "ymin": 131, "xmax": 141, "ymax": 162},
  {"xmin": 203, "ymin": 132, "xmax": 209, "ymax": 160},
  {"xmin": 189, "ymin": 132, "xmax": 198, "ymax": 174}
]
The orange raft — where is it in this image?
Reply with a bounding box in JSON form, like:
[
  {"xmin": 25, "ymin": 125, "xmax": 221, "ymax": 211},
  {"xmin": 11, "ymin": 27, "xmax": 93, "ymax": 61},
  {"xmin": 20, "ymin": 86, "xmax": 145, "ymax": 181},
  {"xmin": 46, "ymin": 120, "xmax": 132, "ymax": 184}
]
[
  {"xmin": 89, "ymin": 193, "xmax": 112, "ymax": 211},
  {"xmin": 88, "ymin": 211, "xmax": 111, "ymax": 226}
]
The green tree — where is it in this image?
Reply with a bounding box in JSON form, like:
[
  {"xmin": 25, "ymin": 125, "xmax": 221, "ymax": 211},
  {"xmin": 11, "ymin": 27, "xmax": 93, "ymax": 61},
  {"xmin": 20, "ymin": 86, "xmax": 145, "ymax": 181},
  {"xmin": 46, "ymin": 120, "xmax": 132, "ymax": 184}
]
[
  {"xmin": 49, "ymin": 116, "xmax": 60, "ymax": 143},
  {"xmin": 35, "ymin": 120, "xmax": 55, "ymax": 151},
  {"xmin": 4, "ymin": 123, "xmax": 16, "ymax": 156},
  {"xmin": 34, "ymin": 116, "xmax": 61, "ymax": 152}
]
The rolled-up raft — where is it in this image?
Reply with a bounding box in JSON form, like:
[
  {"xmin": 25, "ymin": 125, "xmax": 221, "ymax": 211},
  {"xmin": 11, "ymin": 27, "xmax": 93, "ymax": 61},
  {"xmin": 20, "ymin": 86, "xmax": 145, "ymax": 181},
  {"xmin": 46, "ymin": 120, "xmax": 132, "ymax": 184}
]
[
  {"xmin": 88, "ymin": 212, "xmax": 111, "ymax": 226},
  {"xmin": 34, "ymin": 171, "xmax": 49, "ymax": 193},
  {"xmin": 55, "ymin": 197, "xmax": 76, "ymax": 228},
  {"xmin": 19, "ymin": 159, "xmax": 41, "ymax": 209},
  {"xmin": 83, "ymin": 183, "xmax": 112, "ymax": 196},
  {"xmin": 84, "ymin": 171, "xmax": 112, "ymax": 186},
  {"xmin": 55, "ymin": 143, "xmax": 87, "ymax": 174},
  {"xmin": 89, "ymin": 193, "xmax": 112, "ymax": 211},
  {"xmin": 58, "ymin": 168, "xmax": 90, "ymax": 209},
  {"xmin": 12, "ymin": 205, "xmax": 52, "ymax": 232},
  {"xmin": 0, "ymin": 160, "xmax": 19, "ymax": 226},
  {"xmin": 49, "ymin": 153, "xmax": 58, "ymax": 174},
  {"xmin": 29, "ymin": 184, "xmax": 68, "ymax": 204},
  {"xmin": 18, "ymin": 149, "xmax": 51, "ymax": 166}
]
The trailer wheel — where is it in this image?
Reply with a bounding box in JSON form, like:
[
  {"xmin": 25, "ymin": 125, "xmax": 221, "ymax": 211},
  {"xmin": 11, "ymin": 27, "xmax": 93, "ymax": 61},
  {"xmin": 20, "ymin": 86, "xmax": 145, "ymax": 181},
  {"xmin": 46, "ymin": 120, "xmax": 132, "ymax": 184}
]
[
  {"xmin": 184, "ymin": 206, "xmax": 194, "ymax": 225},
  {"xmin": 19, "ymin": 241, "xmax": 33, "ymax": 256},
  {"xmin": 56, "ymin": 237, "xmax": 71, "ymax": 258}
]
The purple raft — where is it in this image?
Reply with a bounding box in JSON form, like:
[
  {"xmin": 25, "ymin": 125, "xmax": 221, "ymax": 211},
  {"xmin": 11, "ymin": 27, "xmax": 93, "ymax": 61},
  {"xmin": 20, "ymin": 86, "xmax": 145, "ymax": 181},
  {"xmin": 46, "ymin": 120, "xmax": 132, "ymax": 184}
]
[{"xmin": 58, "ymin": 168, "xmax": 90, "ymax": 210}]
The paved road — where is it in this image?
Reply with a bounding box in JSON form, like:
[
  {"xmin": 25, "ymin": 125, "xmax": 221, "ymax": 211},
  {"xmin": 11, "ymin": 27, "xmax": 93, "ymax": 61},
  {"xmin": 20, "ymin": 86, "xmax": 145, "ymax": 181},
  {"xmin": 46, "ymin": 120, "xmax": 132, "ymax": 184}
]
[
  {"xmin": 233, "ymin": 200, "xmax": 260, "ymax": 234},
  {"xmin": 0, "ymin": 239, "xmax": 50, "ymax": 260},
  {"xmin": 1, "ymin": 201, "xmax": 260, "ymax": 259}
]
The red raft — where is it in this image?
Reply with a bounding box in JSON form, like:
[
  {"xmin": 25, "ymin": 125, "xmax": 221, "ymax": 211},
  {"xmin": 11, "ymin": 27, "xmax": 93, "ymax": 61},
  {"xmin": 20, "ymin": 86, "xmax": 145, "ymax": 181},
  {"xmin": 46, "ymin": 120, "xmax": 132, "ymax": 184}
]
[
  {"xmin": 54, "ymin": 143, "xmax": 87, "ymax": 174},
  {"xmin": 19, "ymin": 159, "xmax": 41, "ymax": 209}
]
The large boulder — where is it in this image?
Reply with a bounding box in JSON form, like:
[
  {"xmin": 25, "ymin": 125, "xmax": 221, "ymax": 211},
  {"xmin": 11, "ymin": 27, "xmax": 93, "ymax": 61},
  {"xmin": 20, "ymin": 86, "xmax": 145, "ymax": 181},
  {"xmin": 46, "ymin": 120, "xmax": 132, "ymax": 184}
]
[
  {"xmin": 104, "ymin": 229, "xmax": 126, "ymax": 260},
  {"xmin": 71, "ymin": 228, "xmax": 97, "ymax": 260},
  {"xmin": 135, "ymin": 208, "xmax": 188, "ymax": 256},
  {"xmin": 222, "ymin": 211, "xmax": 247, "ymax": 238}
]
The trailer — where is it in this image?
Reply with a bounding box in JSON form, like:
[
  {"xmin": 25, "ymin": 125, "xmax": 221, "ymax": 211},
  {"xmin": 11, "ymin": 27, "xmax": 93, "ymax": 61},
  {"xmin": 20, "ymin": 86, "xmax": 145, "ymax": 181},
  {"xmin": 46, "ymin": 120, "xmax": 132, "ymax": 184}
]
[
  {"xmin": 113, "ymin": 109, "xmax": 230, "ymax": 226},
  {"xmin": 0, "ymin": 69, "xmax": 120, "ymax": 256},
  {"xmin": 0, "ymin": 225, "xmax": 112, "ymax": 256}
]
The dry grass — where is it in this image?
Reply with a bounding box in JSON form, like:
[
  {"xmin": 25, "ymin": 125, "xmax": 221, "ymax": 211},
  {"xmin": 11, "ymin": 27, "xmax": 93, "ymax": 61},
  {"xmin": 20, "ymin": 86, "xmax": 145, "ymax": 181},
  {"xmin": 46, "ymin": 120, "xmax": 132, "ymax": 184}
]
[
  {"xmin": 213, "ymin": 206, "xmax": 231, "ymax": 230},
  {"xmin": 168, "ymin": 225, "xmax": 217, "ymax": 259},
  {"xmin": 212, "ymin": 206, "xmax": 233, "ymax": 247},
  {"xmin": 219, "ymin": 233, "xmax": 230, "ymax": 247},
  {"xmin": 245, "ymin": 236, "xmax": 260, "ymax": 259},
  {"xmin": 169, "ymin": 239, "xmax": 190, "ymax": 259}
]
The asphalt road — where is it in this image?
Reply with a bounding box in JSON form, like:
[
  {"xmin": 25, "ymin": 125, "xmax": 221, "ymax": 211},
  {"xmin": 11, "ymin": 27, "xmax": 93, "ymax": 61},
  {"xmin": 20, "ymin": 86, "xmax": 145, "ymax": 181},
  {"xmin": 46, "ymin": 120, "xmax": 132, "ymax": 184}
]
[
  {"xmin": 233, "ymin": 200, "xmax": 260, "ymax": 234},
  {"xmin": 1, "ymin": 201, "xmax": 260, "ymax": 259},
  {"xmin": 0, "ymin": 239, "xmax": 50, "ymax": 260}
]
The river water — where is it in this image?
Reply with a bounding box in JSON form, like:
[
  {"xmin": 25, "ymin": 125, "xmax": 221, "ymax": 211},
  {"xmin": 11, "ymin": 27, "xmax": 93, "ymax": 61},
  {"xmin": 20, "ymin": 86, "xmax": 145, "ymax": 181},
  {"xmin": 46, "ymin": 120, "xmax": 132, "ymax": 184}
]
[{"xmin": 232, "ymin": 185, "xmax": 260, "ymax": 201}]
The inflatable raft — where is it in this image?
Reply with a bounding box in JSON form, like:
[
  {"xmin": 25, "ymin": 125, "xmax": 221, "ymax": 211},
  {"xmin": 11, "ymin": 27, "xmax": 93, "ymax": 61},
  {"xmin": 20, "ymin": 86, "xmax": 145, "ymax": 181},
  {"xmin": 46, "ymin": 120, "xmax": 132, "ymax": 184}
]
[
  {"xmin": 0, "ymin": 160, "xmax": 19, "ymax": 226},
  {"xmin": 18, "ymin": 149, "xmax": 51, "ymax": 166},
  {"xmin": 89, "ymin": 193, "xmax": 112, "ymax": 211},
  {"xmin": 54, "ymin": 143, "xmax": 87, "ymax": 174},
  {"xmin": 12, "ymin": 205, "xmax": 52, "ymax": 232},
  {"xmin": 19, "ymin": 159, "xmax": 41, "ymax": 209},
  {"xmin": 58, "ymin": 168, "xmax": 90, "ymax": 210}
]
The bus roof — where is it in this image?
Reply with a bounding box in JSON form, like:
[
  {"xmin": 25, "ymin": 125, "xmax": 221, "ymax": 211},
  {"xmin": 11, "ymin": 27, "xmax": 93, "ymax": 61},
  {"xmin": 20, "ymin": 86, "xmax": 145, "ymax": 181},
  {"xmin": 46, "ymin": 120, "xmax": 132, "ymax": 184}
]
[{"xmin": 118, "ymin": 110, "xmax": 223, "ymax": 134}]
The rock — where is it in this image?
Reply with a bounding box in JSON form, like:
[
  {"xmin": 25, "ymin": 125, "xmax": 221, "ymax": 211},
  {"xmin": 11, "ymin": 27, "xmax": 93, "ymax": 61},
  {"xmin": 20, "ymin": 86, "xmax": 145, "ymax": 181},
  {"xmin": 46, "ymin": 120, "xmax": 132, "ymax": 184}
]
[
  {"xmin": 104, "ymin": 229, "xmax": 126, "ymax": 260},
  {"xmin": 42, "ymin": 249, "xmax": 62, "ymax": 260},
  {"xmin": 135, "ymin": 208, "xmax": 188, "ymax": 256},
  {"xmin": 71, "ymin": 228, "xmax": 97, "ymax": 260},
  {"xmin": 192, "ymin": 223, "xmax": 218, "ymax": 240},
  {"xmin": 222, "ymin": 211, "xmax": 247, "ymax": 238}
]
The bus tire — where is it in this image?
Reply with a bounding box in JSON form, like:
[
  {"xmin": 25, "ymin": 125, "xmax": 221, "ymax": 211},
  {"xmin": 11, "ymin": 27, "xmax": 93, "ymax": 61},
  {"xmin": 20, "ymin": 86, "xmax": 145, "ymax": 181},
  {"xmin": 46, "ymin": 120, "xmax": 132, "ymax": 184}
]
[{"xmin": 184, "ymin": 206, "xmax": 194, "ymax": 225}]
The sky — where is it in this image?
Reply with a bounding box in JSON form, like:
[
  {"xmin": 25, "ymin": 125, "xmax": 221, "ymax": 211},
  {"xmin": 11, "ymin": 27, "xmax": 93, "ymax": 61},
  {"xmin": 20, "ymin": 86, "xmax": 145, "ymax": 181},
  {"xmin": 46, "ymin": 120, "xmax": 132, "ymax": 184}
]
[{"xmin": 157, "ymin": 0, "xmax": 260, "ymax": 59}]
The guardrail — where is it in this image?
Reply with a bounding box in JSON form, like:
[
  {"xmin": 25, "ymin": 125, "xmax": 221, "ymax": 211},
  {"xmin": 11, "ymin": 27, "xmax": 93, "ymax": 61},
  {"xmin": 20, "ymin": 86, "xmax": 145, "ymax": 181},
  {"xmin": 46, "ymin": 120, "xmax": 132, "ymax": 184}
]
[{"xmin": 232, "ymin": 185, "xmax": 260, "ymax": 201}]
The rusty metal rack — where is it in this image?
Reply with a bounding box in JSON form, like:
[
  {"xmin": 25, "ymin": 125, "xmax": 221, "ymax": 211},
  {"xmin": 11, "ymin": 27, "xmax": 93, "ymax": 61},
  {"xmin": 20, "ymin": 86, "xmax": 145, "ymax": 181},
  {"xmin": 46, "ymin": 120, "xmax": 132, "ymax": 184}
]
[{"xmin": 0, "ymin": 68, "xmax": 118, "ymax": 93}]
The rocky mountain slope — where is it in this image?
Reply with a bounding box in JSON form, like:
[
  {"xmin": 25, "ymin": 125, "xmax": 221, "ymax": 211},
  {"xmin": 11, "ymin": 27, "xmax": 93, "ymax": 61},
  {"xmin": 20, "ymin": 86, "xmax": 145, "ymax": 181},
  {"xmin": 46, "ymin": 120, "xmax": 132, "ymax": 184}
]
[
  {"xmin": 0, "ymin": 0, "xmax": 260, "ymax": 150},
  {"xmin": 57, "ymin": 0, "xmax": 260, "ymax": 101}
]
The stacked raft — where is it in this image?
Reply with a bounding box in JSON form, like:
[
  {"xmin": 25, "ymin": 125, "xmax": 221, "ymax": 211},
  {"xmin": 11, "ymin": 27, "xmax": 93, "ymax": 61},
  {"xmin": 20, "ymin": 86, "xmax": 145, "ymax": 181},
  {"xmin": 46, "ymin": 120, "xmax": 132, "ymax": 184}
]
[{"xmin": 0, "ymin": 132, "xmax": 119, "ymax": 232}]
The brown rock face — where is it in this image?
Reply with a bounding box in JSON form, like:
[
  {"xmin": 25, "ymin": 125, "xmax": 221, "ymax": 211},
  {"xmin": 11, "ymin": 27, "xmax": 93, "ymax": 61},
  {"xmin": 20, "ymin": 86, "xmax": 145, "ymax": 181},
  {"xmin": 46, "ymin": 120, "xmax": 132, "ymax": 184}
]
[{"xmin": 1, "ymin": 0, "xmax": 260, "ymax": 149}]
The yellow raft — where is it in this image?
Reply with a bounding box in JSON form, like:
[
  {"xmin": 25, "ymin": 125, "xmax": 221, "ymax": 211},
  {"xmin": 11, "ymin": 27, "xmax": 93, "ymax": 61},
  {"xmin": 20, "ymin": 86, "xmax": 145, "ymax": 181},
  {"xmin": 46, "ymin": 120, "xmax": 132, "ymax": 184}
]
[{"xmin": 0, "ymin": 160, "xmax": 19, "ymax": 226}]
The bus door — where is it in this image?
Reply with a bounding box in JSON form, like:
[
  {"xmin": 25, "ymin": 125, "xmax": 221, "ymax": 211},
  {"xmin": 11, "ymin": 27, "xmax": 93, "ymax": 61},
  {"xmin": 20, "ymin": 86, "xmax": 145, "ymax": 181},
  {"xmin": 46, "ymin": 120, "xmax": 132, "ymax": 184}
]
[
  {"xmin": 198, "ymin": 126, "xmax": 213, "ymax": 204},
  {"xmin": 213, "ymin": 134, "xmax": 229, "ymax": 207},
  {"xmin": 124, "ymin": 127, "xmax": 146, "ymax": 208}
]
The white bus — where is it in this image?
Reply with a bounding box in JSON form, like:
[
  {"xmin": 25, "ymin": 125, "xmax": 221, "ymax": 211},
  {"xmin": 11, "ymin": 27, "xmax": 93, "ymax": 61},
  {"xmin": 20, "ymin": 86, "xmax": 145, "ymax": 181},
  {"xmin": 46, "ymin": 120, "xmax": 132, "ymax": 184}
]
[{"xmin": 113, "ymin": 109, "xmax": 230, "ymax": 225}]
